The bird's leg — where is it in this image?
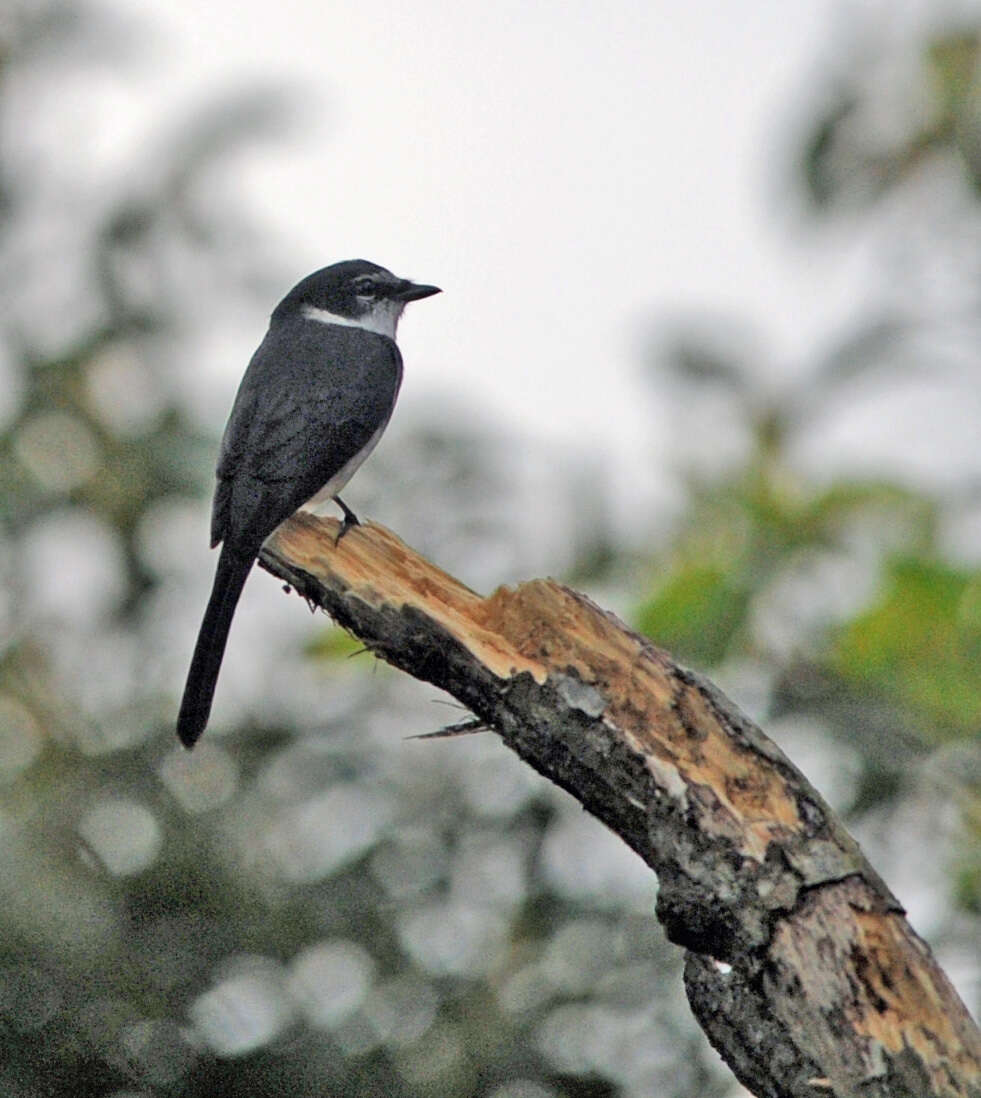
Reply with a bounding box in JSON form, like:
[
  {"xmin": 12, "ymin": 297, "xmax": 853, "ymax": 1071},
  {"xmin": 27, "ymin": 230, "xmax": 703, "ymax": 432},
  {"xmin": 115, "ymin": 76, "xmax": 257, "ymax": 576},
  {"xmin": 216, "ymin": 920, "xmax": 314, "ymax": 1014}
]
[{"xmin": 334, "ymin": 496, "xmax": 360, "ymax": 544}]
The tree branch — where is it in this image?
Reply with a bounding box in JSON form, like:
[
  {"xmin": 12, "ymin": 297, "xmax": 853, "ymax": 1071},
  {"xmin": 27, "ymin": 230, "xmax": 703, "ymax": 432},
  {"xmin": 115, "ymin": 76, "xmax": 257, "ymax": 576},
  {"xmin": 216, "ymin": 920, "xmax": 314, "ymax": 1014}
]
[{"xmin": 258, "ymin": 513, "xmax": 981, "ymax": 1098}]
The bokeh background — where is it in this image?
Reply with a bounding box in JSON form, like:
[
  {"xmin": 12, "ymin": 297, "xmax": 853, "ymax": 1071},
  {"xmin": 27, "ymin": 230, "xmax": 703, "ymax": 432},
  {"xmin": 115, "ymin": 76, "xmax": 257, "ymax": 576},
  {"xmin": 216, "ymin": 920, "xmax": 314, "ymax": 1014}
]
[{"xmin": 2, "ymin": 1, "xmax": 980, "ymax": 1095}]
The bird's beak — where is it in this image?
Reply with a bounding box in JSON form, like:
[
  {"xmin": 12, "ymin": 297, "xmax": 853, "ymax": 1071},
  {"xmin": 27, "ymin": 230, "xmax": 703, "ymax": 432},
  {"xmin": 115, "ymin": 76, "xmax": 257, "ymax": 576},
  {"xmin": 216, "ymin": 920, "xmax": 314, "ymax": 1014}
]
[{"xmin": 392, "ymin": 280, "xmax": 442, "ymax": 302}]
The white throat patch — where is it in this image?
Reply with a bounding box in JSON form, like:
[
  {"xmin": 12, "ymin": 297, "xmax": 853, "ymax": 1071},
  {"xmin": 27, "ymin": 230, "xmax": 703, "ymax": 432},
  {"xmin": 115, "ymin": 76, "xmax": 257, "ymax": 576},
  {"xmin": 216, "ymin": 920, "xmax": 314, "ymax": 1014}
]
[{"xmin": 303, "ymin": 301, "xmax": 403, "ymax": 340}]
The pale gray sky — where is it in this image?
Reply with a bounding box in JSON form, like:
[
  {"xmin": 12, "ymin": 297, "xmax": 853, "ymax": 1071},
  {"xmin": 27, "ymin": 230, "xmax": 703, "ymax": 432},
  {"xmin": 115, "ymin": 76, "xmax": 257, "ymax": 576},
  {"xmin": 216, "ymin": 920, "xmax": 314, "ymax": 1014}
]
[
  {"xmin": 124, "ymin": 0, "xmax": 837, "ymax": 437},
  {"xmin": 56, "ymin": 0, "xmax": 981, "ymax": 518}
]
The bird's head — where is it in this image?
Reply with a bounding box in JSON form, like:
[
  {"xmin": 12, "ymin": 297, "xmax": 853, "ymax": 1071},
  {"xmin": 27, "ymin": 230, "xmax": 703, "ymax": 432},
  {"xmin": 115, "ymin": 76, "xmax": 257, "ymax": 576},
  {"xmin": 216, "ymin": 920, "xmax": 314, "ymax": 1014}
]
[{"xmin": 274, "ymin": 259, "xmax": 441, "ymax": 339}]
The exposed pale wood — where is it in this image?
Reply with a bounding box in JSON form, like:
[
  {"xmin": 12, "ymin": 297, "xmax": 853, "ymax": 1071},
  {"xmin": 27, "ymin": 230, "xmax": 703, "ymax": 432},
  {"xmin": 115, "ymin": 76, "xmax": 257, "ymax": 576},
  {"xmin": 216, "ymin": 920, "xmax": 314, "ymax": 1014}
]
[{"xmin": 259, "ymin": 513, "xmax": 981, "ymax": 1098}]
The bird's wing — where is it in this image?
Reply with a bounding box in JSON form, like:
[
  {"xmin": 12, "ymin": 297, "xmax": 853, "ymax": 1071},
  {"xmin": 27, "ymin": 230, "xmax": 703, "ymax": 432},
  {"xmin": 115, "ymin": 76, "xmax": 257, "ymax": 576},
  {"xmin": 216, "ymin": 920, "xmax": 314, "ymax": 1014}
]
[{"xmin": 211, "ymin": 321, "xmax": 402, "ymax": 551}]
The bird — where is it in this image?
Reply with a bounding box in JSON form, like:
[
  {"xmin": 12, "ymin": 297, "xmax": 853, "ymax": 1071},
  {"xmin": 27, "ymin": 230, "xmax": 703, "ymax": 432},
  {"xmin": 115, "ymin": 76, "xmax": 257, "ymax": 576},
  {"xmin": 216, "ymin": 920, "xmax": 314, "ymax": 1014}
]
[{"xmin": 176, "ymin": 259, "xmax": 441, "ymax": 748}]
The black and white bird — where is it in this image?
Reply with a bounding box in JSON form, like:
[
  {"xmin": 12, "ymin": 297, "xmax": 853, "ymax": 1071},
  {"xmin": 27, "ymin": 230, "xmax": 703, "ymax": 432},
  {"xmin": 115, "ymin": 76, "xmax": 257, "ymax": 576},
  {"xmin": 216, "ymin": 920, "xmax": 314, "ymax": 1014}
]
[{"xmin": 177, "ymin": 260, "xmax": 441, "ymax": 748}]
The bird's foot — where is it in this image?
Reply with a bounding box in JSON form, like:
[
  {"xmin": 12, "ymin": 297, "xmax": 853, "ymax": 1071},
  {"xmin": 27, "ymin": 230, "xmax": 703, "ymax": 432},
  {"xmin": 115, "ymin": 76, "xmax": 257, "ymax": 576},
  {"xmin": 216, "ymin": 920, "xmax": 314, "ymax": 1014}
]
[{"xmin": 334, "ymin": 496, "xmax": 360, "ymax": 545}]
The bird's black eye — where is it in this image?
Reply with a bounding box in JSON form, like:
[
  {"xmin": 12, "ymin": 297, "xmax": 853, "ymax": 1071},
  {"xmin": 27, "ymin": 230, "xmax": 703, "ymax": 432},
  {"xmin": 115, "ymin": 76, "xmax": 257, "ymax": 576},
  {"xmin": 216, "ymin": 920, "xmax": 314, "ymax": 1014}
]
[{"xmin": 353, "ymin": 278, "xmax": 377, "ymax": 297}]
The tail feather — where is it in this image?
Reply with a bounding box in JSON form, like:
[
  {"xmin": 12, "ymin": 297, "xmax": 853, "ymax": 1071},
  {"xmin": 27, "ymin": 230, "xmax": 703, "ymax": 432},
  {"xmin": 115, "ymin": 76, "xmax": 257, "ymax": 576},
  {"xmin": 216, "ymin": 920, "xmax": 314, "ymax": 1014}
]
[{"xmin": 177, "ymin": 546, "xmax": 254, "ymax": 748}]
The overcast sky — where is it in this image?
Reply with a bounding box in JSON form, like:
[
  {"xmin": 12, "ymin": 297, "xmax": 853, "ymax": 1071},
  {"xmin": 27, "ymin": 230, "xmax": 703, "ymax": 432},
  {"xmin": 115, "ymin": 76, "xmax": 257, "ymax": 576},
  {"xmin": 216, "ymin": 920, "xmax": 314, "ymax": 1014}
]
[
  {"xmin": 44, "ymin": 0, "xmax": 980, "ymax": 528},
  {"xmin": 121, "ymin": 0, "xmax": 837, "ymax": 430}
]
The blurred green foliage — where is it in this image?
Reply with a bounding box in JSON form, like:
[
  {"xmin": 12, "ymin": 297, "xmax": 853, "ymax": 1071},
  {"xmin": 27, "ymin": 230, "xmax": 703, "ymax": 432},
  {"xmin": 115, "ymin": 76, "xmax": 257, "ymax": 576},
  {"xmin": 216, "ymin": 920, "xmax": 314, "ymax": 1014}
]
[
  {"xmin": 633, "ymin": 19, "xmax": 981, "ymax": 931},
  {"xmin": 803, "ymin": 26, "xmax": 981, "ymax": 206},
  {"xmin": 637, "ymin": 563, "xmax": 749, "ymax": 666},
  {"xmin": 835, "ymin": 557, "xmax": 981, "ymax": 739}
]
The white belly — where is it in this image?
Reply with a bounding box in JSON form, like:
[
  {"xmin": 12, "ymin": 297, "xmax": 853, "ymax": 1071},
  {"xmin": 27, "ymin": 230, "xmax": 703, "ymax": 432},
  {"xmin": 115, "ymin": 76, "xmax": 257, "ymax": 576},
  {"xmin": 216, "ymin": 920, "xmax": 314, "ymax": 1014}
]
[{"xmin": 298, "ymin": 421, "xmax": 388, "ymax": 515}]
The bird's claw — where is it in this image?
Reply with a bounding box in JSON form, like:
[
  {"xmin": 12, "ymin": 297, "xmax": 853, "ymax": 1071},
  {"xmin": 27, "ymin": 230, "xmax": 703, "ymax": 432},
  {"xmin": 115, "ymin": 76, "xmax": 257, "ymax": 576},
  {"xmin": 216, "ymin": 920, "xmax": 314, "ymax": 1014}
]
[{"xmin": 334, "ymin": 496, "xmax": 360, "ymax": 546}]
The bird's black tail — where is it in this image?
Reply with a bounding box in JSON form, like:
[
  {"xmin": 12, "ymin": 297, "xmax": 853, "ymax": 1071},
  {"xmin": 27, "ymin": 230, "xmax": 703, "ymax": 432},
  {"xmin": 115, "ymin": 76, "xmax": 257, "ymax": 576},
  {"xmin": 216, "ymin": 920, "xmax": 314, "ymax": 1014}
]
[{"xmin": 177, "ymin": 545, "xmax": 254, "ymax": 748}]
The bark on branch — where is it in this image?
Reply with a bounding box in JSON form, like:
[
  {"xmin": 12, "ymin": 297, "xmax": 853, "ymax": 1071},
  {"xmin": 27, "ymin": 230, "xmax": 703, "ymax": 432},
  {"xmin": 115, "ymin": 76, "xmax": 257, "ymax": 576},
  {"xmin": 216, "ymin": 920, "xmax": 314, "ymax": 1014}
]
[{"xmin": 258, "ymin": 512, "xmax": 981, "ymax": 1098}]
